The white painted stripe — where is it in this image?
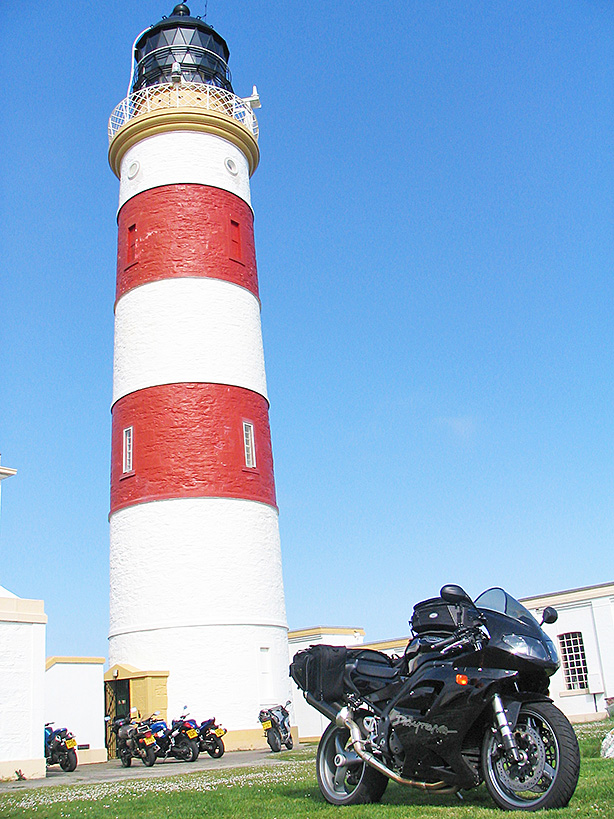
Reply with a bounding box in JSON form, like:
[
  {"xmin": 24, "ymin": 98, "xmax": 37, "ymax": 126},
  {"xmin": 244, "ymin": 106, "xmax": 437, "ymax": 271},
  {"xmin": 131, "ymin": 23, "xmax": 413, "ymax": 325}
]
[
  {"xmin": 109, "ymin": 498, "xmax": 289, "ymax": 727},
  {"xmin": 109, "ymin": 498, "xmax": 286, "ymax": 636},
  {"xmin": 113, "ymin": 278, "xmax": 267, "ymax": 403},
  {"xmin": 118, "ymin": 131, "xmax": 251, "ymax": 210}
]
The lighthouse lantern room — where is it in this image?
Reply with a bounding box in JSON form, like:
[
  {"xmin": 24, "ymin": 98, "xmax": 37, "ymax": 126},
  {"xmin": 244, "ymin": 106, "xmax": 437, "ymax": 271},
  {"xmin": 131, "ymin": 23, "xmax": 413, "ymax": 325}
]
[{"xmin": 107, "ymin": 4, "xmax": 288, "ymax": 742}]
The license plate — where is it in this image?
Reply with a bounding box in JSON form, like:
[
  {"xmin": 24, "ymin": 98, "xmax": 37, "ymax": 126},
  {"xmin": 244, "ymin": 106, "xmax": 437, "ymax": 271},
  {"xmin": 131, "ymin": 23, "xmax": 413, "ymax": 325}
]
[
  {"xmin": 261, "ymin": 720, "xmax": 272, "ymax": 730},
  {"xmin": 143, "ymin": 735, "xmax": 155, "ymax": 745},
  {"xmin": 186, "ymin": 729, "xmax": 198, "ymax": 739},
  {"xmin": 65, "ymin": 739, "xmax": 77, "ymax": 749},
  {"xmin": 214, "ymin": 728, "xmax": 226, "ymax": 737}
]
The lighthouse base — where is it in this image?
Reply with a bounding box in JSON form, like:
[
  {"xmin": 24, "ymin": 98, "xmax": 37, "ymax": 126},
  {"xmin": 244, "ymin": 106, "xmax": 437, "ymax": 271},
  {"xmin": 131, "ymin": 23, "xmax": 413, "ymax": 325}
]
[{"xmin": 109, "ymin": 497, "xmax": 290, "ymax": 729}]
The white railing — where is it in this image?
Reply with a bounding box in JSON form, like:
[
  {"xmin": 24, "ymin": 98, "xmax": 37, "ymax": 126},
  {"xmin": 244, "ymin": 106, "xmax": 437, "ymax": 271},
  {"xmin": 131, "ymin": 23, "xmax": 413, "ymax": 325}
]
[{"xmin": 108, "ymin": 82, "xmax": 259, "ymax": 143}]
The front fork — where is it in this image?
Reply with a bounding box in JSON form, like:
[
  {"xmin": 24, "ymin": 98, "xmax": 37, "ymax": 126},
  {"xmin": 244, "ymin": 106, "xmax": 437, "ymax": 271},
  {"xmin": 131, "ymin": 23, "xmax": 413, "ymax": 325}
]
[{"xmin": 492, "ymin": 694, "xmax": 524, "ymax": 764}]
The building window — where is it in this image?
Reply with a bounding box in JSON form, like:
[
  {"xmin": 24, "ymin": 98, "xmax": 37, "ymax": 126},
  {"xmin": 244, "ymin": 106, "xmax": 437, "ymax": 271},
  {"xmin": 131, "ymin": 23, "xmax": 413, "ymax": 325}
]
[
  {"xmin": 122, "ymin": 426, "xmax": 134, "ymax": 474},
  {"xmin": 229, "ymin": 218, "xmax": 242, "ymax": 262},
  {"xmin": 243, "ymin": 421, "xmax": 256, "ymax": 468},
  {"xmin": 127, "ymin": 224, "xmax": 137, "ymax": 265},
  {"xmin": 558, "ymin": 631, "xmax": 589, "ymax": 690}
]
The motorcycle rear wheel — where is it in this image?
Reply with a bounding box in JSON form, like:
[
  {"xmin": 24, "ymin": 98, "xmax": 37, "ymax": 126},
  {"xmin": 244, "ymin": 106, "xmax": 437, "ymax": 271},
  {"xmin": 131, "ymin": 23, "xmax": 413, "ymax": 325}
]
[
  {"xmin": 316, "ymin": 723, "xmax": 388, "ymax": 806},
  {"xmin": 174, "ymin": 736, "xmax": 199, "ymax": 762},
  {"xmin": 59, "ymin": 750, "xmax": 77, "ymax": 772},
  {"xmin": 267, "ymin": 728, "xmax": 282, "ymax": 753},
  {"xmin": 206, "ymin": 736, "xmax": 225, "ymax": 758},
  {"xmin": 142, "ymin": 746, "xmax": 156, "ymax": 767},
  {"xmin": 482, "ymin": 701, "xmax": 580, "ymax": 811}
]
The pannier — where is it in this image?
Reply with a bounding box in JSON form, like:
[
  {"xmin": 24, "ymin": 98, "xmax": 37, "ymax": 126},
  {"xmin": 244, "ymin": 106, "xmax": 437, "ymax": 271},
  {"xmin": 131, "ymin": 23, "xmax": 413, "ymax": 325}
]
[
  {"xmin": 290, "ymin": 645, "xmax": 347, "ymax": 702},
  {"xmin": 411, "ymin": 596, "xmax": 481, "ymax": 635}
]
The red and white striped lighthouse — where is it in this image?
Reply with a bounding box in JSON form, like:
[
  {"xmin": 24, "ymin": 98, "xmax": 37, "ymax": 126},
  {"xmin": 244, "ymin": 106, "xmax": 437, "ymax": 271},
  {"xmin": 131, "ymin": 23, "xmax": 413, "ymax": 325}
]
[{"xmin": 107, "ymin": 4, "xmax": 289, "ymax": 739}]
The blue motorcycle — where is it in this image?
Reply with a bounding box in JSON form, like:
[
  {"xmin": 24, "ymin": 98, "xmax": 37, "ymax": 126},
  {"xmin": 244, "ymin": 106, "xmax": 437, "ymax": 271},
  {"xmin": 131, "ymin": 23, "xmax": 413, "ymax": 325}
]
[{"xmin": 45, "ymin": 723, "xmax": 78, "ymax": 771}]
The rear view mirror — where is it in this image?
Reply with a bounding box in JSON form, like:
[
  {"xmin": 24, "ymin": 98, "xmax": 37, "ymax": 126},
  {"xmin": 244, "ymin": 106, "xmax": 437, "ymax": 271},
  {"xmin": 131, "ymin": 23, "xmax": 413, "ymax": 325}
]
[
  {"xmin": 540, "ymin": 606, "xmax": 558, "ymax": 626},
  {"xmin": 440, "ymin": 584, "xmax": 473, "ymax": 606}
]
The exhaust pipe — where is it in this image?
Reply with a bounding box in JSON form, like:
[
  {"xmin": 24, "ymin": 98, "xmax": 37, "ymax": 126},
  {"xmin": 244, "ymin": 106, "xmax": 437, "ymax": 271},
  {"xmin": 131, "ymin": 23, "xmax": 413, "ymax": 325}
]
[{"xmin": 335, "ymin": 707, "xmax": 457, "ymax": 793}]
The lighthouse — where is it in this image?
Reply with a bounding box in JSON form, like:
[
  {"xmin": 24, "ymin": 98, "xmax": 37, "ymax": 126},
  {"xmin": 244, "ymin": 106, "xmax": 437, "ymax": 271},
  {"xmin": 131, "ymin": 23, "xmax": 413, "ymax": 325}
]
[{"xmin": 107, "ymin": 4, "xmax": 289, "ymax": 741}]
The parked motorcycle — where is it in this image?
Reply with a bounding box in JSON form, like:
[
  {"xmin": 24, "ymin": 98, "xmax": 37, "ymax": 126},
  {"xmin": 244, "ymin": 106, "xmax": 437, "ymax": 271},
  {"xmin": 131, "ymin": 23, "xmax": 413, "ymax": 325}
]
[
  {"xmin": 258, "ymin": 702, "xmax": 293, "ymax": 752},
  {"xmin": 186, "ymin": 717, "xmax": 227, "ymax": 758},
  {"xmin": 108, "ymin": 711, "xmax": 157, "ymax": 767},
  {"xmin": 146, "ymin": 711, "xmax": 200, "ymax": 762},
  {"xmin": 44, "ymin": 723, "xmax": 78, "ymax": 771},
  {"xmin": 290, "ymin": 584, "xmax": 580, "ymax": 811}
]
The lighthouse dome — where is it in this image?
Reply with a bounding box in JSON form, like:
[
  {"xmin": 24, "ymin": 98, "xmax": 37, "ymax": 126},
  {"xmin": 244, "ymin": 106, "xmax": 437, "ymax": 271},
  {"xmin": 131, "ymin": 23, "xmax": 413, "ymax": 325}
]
[{"xmin": 133, "ymin": 4, "xmax": 232, "ymax": 92}]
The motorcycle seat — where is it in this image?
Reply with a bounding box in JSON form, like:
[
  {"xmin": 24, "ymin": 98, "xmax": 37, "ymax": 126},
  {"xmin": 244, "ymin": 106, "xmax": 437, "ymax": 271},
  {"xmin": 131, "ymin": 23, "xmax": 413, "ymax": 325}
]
[{"xmin": 350, "ymin": 649, "xmax": 401, "ymax": 682}]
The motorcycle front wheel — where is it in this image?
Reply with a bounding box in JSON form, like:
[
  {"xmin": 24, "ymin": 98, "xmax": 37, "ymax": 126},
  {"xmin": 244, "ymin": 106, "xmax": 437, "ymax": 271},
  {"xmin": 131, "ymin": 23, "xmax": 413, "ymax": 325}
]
[
  {"xmin": 285, "ymin": 733, "xmax": 294, "ymax": 750},
  {"xmin": 206, "ymin": 736, "xmax": 225, "ymax": 758},
  {"xmin": 316, "ymin": 723, "xmax": 388, "ymax": 806},
  {"xmin": 120, "ymin": 748, "xmax": 132, "ymax": 768},
  {"xmin": 481, "ymin": 701, "xmax": 580, "ymax": 811},
  {"xmin": 142, "ymin": 746, "xmax": 156, "ymax": 767},
  {"xmin": 59, "ymin": 749, "xmax": 77, "ymax": 772}
]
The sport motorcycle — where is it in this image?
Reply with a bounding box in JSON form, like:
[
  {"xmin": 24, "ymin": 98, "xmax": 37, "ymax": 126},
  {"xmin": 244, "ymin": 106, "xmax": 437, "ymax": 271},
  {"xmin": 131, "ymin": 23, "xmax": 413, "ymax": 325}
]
[
  {"xmin": 146, "ymin": 711, "xmax": 200, "ymax": 762},
  {"xmin": 44, "ymin": 723, "xmax": 78, "ymax": 771},
  {"xmin": 190, "ymin": 718, "xmax": 227, "ymax": 758},
  {"xmin": 258, "ymin": 702, "xmax": 293, "ymax": 752},
  {"xmin": 290, "ymin": 584, "xmax": 580, "ymax": 811}
]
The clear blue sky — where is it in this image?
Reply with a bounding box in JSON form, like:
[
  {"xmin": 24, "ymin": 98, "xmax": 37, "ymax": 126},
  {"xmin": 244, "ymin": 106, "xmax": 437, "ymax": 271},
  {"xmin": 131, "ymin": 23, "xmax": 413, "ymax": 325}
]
[{"xmin": 1, "ymin": 1, "xmax": 612, "ymax": 658}]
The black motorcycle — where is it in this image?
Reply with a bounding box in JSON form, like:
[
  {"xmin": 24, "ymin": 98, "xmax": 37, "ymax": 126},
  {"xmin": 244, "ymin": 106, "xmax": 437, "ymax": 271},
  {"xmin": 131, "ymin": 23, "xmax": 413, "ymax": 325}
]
[
  {"xmin": 290, "ymin": 584, "xmax": 580, "ymax": 811},
  {"xmin": 258, "ymin": 702, "xmax": 293, "ymax": 752},
  {"xmin": 146, "ymin": 712, "xmax": 200, "ymax": 762},
  {"xmin": 44, "ymin": 723, "xmax": 78, "ymax": 771},
  {"xmin": 108, "ymin": 713, "xmax": 157, "ymax": 767}
]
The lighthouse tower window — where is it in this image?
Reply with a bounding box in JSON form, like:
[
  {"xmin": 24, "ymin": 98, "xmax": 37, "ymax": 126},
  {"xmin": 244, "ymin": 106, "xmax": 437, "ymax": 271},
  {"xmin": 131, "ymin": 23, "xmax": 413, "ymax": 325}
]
[
  {"xmin": 126, "ymin": 224, "xmax": 137, "ymax": 266},
  {"xmin": 243, "ymin": 422, "xmax": 256, "ymax": 468},
  {"xmin": 122, "ymin": 426, "xmax": 134, "ymax": 474},
  {"xmin": 229, "ymin": 218, "xmax": 243, "ymax": 263}
]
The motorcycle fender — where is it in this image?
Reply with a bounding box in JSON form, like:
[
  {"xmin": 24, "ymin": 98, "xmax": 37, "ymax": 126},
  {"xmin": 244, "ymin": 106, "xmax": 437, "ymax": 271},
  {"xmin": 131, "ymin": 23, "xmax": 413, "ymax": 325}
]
[{"xmin": 500, "ymin": 693, "xmax": 553, "ymax": 730}]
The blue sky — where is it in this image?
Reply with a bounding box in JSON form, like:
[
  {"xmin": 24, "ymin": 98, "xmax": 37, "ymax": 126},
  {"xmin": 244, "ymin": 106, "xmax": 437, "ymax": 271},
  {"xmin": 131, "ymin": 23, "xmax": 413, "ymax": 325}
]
[{"xmin": 1, "ymin": 1, "xmax": 612, "ymax": 657}]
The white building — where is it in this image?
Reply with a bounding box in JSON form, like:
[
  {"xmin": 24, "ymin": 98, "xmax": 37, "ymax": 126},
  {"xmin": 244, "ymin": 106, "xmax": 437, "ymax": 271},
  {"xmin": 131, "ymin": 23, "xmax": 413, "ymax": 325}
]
[
  {"xmin": 0, "ymin": 586, "xmax": 47, "ymax": 780},
  {"xmin": 521, "ymin": 582, "xmax": 614, "ymax": 722}
]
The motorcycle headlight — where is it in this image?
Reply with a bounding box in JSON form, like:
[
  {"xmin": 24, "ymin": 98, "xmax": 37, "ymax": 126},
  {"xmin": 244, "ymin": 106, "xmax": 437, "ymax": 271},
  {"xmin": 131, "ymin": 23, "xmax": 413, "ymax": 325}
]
[{"xmin": 501, "ymin": 633, "xmax": 551, "ymax": 662}]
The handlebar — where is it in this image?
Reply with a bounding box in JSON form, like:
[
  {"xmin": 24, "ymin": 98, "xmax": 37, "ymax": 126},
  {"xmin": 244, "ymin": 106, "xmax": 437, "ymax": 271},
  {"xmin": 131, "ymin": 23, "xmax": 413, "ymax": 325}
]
[{"xmin": 422, "ymin": 625, "xmax": 490, "ymax": 656}]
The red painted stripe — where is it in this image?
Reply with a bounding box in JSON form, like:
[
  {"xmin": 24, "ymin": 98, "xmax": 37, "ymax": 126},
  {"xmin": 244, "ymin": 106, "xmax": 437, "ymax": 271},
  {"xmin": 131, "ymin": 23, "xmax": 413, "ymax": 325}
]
[
  {"xmin": 110, "ymin": 383, "xmax": 276, "ymax": 515},
  {"xmin": 116, "ymin": 185, "xmax": 258, "ymax": 304}
]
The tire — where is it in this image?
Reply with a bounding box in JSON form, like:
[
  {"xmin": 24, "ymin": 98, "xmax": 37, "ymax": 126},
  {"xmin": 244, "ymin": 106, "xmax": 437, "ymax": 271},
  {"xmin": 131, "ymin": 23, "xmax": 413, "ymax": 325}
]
[
  {"xmin": 316, "ymin": 723, "xmax": 388, "ymax": 806},
  {"xmin": 142, "ymin": 745, "xmax": 156, "ymax": 767},
  {"xmin": 59, "ymin": 749, "xmax": 77, "ymax": 772},
  {"xmin": 481, "ymin": 701, "xmax": 580, "ymax": 811},
  {"xmin": 120, "ymin": 747, "xmax": 132, "ymax": 768},
  {"xmin": 174, "ymin": 735, "xmax": 200, "ymax": 762},
  {"xmin": 285, "ymin": 733, "xmax": 294, "ymax": 750},
  {"xmin": 267, "ymin": 728, "xmax": 282, "ymax": 753},
  {"xmin": 206, "ymin": 735, "xmax": 225, "ymax": 758}
]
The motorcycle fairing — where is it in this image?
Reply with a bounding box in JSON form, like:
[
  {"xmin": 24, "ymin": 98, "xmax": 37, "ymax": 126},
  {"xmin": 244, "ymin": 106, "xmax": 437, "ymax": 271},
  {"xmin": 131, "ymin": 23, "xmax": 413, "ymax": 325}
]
[{"xmin": 375, "ymin": 661, "xmax": 521, "ymax": 789}]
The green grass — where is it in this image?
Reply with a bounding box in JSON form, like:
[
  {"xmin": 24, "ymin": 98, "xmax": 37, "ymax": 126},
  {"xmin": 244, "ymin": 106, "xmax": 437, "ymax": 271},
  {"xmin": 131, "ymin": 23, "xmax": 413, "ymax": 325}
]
[{"xmin": 1, "ymin": 722, "xmax": 613, "ymax": 818}]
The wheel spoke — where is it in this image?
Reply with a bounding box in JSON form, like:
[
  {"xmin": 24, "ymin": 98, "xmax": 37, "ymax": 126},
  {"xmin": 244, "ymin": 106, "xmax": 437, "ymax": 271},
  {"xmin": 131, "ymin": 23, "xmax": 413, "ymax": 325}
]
[
  {"xmin": 334, "ymin": 764, "xmax": 347, "ymax": 792},
  {"xmin": 541, "ymin": 763, "xmax": 556, "ymax": 783},
  {"xmin": 334, "ymin": 734, "xmax": 346, "ymax": 756}
]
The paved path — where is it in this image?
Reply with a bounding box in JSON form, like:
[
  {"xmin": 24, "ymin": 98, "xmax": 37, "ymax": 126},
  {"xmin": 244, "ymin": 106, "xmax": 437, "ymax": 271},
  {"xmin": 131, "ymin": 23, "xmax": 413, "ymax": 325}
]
[{"xmin": 0, "ymin": 747, "xmax": 298, "ymax": 795}]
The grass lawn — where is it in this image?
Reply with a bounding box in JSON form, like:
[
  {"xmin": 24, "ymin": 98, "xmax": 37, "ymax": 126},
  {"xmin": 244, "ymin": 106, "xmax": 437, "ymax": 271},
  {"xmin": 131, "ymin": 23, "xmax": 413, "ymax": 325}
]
[{"xmin": 0, "ymin": 720, "xmax": 612, "ymax": 818}]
